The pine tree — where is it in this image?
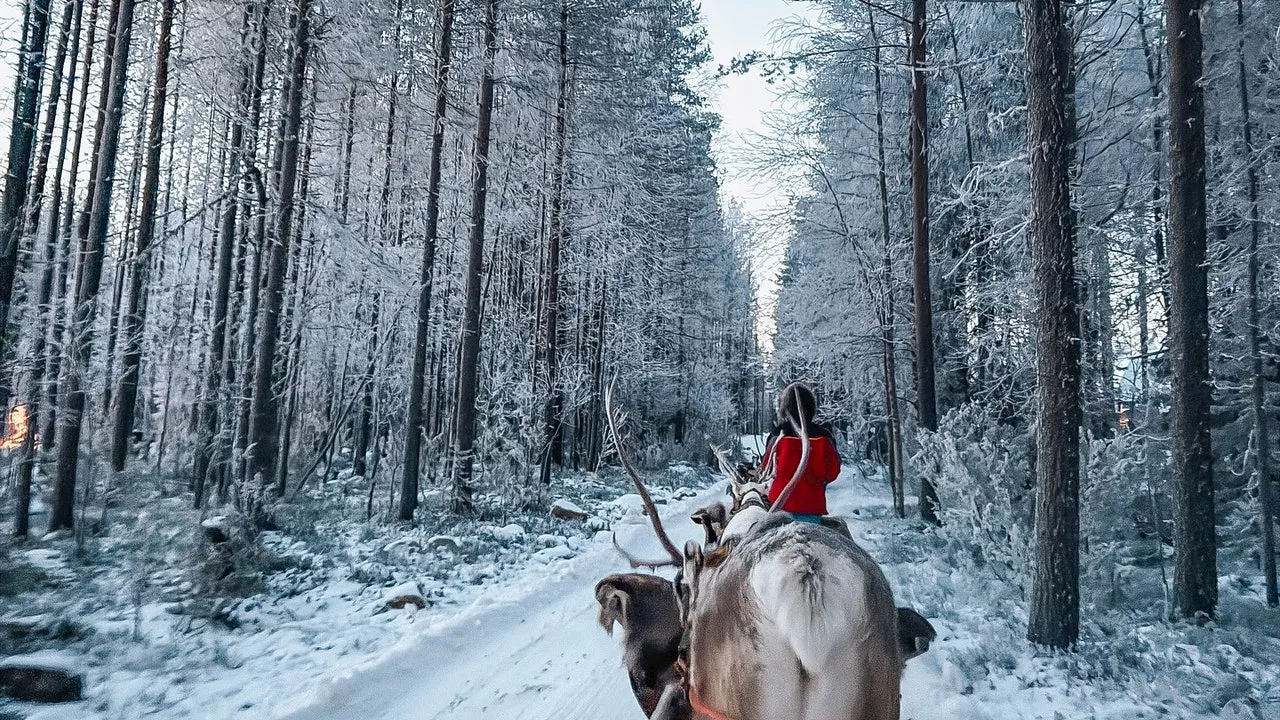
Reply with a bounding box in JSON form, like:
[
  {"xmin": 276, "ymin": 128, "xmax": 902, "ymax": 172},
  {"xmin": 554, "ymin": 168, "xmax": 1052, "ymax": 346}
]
[
  {"xmin": 1024, "ymin": 0, "xmax": 1081, "ymax": 649},
  {"xmin": 1165, "ymin": 0, "xmax": 1217, "ymax": 620}
]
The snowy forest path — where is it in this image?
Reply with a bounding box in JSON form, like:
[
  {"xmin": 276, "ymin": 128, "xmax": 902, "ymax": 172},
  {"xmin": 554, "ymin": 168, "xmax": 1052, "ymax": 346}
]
[{"xmin": 278, "ymin": 467, "xmax": 943, "ymax": 719}]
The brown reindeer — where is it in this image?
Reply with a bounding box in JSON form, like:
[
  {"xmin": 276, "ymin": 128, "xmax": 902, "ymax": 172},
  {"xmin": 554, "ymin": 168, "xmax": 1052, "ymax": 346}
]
[
  {"xmin": 596, "ymin": 572, "xmax": 687, "ymax": 718},
  {"xmin": 600, "ymin": 385, "xmax": 932, "ymax": 720}
]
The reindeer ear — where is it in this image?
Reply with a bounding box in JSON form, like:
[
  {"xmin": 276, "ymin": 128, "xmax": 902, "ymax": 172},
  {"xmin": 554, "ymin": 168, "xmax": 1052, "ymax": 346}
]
[
  {"xmin": 896, "ymin": 607, "xmax": 937, "ymax": 660},
  {"xmin": 692, "ymin": 504, "xmax": 727, "ymax": 547},
  {"xmin": 595, "ymin": 577, "xmax": 632, "ymax": 635},
  {"xmin": 683, "ymin": 539, "xmax": 702, "ymax": 562},
  {"xmin": 681, "ymin": 540, "xmax": 703, "ymax": 583}
]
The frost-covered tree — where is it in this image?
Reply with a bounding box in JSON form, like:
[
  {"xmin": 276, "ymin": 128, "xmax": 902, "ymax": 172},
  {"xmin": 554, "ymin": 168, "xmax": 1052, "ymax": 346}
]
[{"xmin": 0, "ymin": 0, "xmax": 760, "ymax": 532}]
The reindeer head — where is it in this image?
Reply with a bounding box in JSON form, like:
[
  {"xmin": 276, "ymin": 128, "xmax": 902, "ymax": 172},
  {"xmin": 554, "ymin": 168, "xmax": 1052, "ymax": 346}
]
[
  {"xmin": 690, "ymin": 502, "xmax": 728, "ymax": 548},
  {"xmin": 595, "ymin": 573, "xmax": 689, "ymax": 719}
]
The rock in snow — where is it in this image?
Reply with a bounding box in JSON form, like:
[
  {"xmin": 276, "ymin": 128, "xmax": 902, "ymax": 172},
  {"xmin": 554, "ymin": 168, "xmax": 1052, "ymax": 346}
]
[
  {"xmin": 550, "ymin": 499, "xmax": 587, "ymax": 521},
  {"xmin": 427, "ymin": 535, "xmax": 462, "ymax": 552},
  {"xmin": 492, "ymin": 523, "xmax": 526, "ymax": 542},
  {"xmin": 610, "ymin": 493, "xmax": 646, "ymax": 515},
  {"xmin": 0, "ymin": 651, "xmax": 83, "ymax": 702},
  {"xmin": 378, "ymin": 581, "xmax": 428, "ymax": 612},
  {"xmin": 201, "ymin": 515, "xmax": 231, "ymax": 544},
  {"xmin": 531, "ymin": 546, "xmax": 575, "ymax": 564}
]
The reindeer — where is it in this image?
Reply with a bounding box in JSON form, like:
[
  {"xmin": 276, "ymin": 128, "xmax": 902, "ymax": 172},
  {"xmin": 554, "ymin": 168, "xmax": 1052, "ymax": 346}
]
[{"xmin": 599, "ymin": 384, "xmax": 932, "ymax": 720}]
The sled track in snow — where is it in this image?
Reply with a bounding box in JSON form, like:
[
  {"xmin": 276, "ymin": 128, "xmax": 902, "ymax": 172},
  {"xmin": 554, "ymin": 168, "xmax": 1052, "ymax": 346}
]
[{"xmin": 275, "ymin": 490, "xmax": 712, "ymax": 720}]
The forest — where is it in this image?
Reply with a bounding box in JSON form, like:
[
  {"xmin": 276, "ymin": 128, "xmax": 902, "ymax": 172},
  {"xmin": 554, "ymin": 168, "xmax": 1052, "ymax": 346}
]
[
  {"xmin": 0, "ymin": 0, "xmax": 1275, "ymax": 715},
  {"xmin": 769, "ymin": 0, "xmax": 1279, "ymax": 638},
  {"xmin": 0, "ymin": 0, "xmax": 759, "ymax": 527}
]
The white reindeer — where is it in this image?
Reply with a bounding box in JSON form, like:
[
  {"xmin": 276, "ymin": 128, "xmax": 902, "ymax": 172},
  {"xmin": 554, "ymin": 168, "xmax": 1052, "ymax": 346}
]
[{"xmin": 599, "ymin": 384, "xmax": 931, "ymax": 720}]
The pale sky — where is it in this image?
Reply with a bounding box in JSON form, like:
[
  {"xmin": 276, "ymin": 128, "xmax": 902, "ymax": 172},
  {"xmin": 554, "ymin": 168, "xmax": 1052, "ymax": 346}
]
[
  {"xmin": 699, "ymin": 0, "xmax": 816, "ymax": 349},
  {"xmin": 701, "ymin": 0, "xmax": 809, "ymax": 220}
]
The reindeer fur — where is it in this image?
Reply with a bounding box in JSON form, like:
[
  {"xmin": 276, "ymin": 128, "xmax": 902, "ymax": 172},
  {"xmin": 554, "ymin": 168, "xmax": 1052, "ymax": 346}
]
[
  {"xmin": 596, "ymin": 573, "xmax": 686, "ymax": 717},
  {"xmin": 687, "ymin": 516, "xmax": 902, "ymax": 720}
]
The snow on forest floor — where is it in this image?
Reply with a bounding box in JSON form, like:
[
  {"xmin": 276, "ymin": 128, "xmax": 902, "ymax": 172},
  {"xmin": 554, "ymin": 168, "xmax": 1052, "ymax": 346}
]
[
  {"xmin": 3, "ymin": 455, "xmax": 1280, "ymax": 719},
  {"xmin": 0, "ymin": 464, "xmax": 707, "ymax": 720}
]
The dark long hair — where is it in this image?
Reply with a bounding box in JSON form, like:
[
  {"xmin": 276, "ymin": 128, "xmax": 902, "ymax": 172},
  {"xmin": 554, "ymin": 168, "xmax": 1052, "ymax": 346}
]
[{"xmin": 768, "ymin": 382, "xmax": 832, "ymax": 444}]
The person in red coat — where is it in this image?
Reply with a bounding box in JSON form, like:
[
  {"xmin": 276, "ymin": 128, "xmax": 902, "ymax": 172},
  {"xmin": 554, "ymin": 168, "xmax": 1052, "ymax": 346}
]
[{"xmin": 762, "ymin": 382, "xmax": 841, "ymax": 522}]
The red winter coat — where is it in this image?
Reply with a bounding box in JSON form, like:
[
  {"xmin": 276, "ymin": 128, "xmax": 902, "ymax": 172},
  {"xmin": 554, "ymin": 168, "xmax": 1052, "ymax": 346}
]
[{"xmin": 764, "ymin": 434, "xmax": 841, "ymax": 516}]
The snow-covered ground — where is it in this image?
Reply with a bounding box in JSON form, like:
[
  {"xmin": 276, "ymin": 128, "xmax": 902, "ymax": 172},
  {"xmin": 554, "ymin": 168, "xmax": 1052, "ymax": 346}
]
[
  {"xmin": 275, "ymin": 466, "xmax": 1280, "ymax": 720},
  {"xmin": 6, "ymin": 459, "xmax": 1278, "ymax": 719}
]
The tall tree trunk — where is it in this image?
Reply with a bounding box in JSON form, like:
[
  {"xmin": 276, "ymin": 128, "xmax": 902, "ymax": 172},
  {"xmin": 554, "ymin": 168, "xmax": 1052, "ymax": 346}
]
[
  {"xmin": 1166, "ymin": 0, "xmax": 1216, "ymax": 619},
  {"xmin": 352, "ymin": 295, "xmax": 379, "ymax": 477},
  {"xmin": 909, "ymin": 0, "xmax": 939, "ymax": 523},
  {"xmin": 1137, "ymin": 0, "xmax": 1170, "ymax": 324},
  {"xmin": 0, "ymin": 0, "xmax": 55, "ymax": 413},
  {"xmin": 1235, "ymin": 0, "xmax": 1275, "ymax": 607},
  {"xmin": 275, "ymin": 92, "xmax": 314, "ymax": 498},
  {"xmin": 193, "ymin": 1, "xmax": 263, "ymax": 507},
  {"xmin": 538, "ymin": 0, "xmax": 569, "ymax": 488},
  {"xmin": 111, "ymin": 0, "xmax": 176, "ymax": 471},
  {"xmin": 49, "ymin": 0, "xmax": 136, "ymax": 533},
  {"xmin": 41, "ymin": 0, "xmax": 101, "ymax": 451},
  {"xmin": 100, "ymin": 67, "xmax": 150, "ymax": 419},
  {"xmin": 451, "ymin": 0, "xmax": 499, "ymax": 514},
  {"xmin": 15, "ymin": 0, "xmax": 86, "ymax": 538},
  {"xmin": 245, "ymin": 0, "xmax": 310, "ymax": 516},
  {"xmin": 353, "ymin": 37, "xmax": 400, "ymax": 481},
  {"xmin": 869, "ymin": 7, "xmax": 904, "ymax": 519},
  {"xmin": 24, "ymin": 0, "xmax": 77, "ymax": 237},
  {"xmin": 400, "ymin": 0, "xmax": 455, "ymax": 521},
  {"xmin": 1024, "ymin": 0, "xmax": 1081, "ymax": 650}
]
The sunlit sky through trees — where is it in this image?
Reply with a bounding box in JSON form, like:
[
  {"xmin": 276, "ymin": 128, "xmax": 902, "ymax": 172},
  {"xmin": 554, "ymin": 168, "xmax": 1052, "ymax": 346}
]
[
  {"xmin": 702, "ymin": 0, "xmax": 815, "ymax": 352},
  {"xmin": 0, "ymin": 0, "xmax": 803, "ymax": 347}
]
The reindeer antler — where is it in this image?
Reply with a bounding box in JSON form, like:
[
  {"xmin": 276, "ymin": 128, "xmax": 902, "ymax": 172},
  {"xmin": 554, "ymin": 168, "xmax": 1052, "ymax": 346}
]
[
  {"xmin": 605, "ymin": 379, "xmax": 682, "ymax": 568},
  {"xmin": 710, "ymin": 444, "xmax": 739, "ymax": 482},
  {"xmin": 768, "ymin": 386, "xmax": 812, "ymax": 514},
  {"xmin": 611, "ymin": 534, "xmax": 683, "ymax": 570}
]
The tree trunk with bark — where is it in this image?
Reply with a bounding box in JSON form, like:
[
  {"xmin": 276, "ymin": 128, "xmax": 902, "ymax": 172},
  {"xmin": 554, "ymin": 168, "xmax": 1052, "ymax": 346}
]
[
  {"xmin": 451, "ymin": 0, "xmax": 499, "ymax": 514},
  {"xmin": 400, "ymin": 0, "xmax": 455, "ymax": 521},
  {"xmin": 1024, "ymin": 0, "xmax": 1081, "ymax": 650},
  {"xmin": 193, "ymin": 2, "xmax": 264, "ymax": 507},
  {"xmin": 1234, "ymin": 0, "xmax": 1274, "ymax": 607},
  {"xmin": 538, "ymin": 0, "xmax": 570, "ymax": 488},
  {"xmin": 869, "ymin": 8, "xmax": 905, "ymax": 519},
  {"xmin": 245, "ymin": 0, "xmax": 311, "ymax": 516},
  {"xmin": 49, "ymin": 0, "xmax": 137, "ymax": 532},
  {"xmin": 0, "ymin": 0, "xmax": 55, "ymax": 413},
  {"xmin": 1165, "ymin": 0, "xmax": 1216, "ymax": 620},
  {"xmin": 24, "ymin": 0, "xmax": 77, "ymax": 238},
  {"xmin": 111, "ymin": 0, "xmax": 176, "ymax": 472},
  {"xmin": 14, "ymin": 0, "xmax": 86, "ymax": 538},
  {"xmin": 909, "ymin": 0, "xmax": 939, "ymax": 524},
  {"xmin": 41, "ymin": 0, "xmax": 101, "ymax": 451}
]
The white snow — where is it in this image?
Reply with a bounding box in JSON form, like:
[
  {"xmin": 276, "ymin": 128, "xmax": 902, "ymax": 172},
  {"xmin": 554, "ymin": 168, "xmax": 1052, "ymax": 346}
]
[
  {"xmin": 8, "ymin": 459, "xmax": 1276, "ymax": 720},
  {"xmin": 271, "ymin": 487, "xmax": 714, "ymax": 720},
  {"xmin": 0, "ymin": 649, "xmax": 82, "ymax": 673},
  {"xmin": 379, "ymin": 581, "xmax": 426, "ymax": 606},
  {"xmin": 22, "ymin": 548, "xmax": 65, "ymax": 571},
  {"xmin": 530, "ymin": 545, "xmax": 575, "ymax": 564},
  {"xmin": 490, "ymin": 523, "xmax": 526, "ymax": 541},
  {"xmin": 268, "ymin": 466, "xmax": 1277, "ymax": 720},
  {"xmin": 609, "ymin": 493, "xmax": 646, "ymax": 515},
  {"xmin": 550, "ymin": 499, "xmax": 585, "ymax": 515},
  {"xmin": 201, "ymin": 516, "xmax": 229, "ymax": 531}
]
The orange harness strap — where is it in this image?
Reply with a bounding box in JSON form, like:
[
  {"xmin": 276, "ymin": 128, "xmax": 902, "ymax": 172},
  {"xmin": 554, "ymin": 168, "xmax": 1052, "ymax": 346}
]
[{"xmin": 688, "ymin": 686, "xmax": 738, "ymax": 720}]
